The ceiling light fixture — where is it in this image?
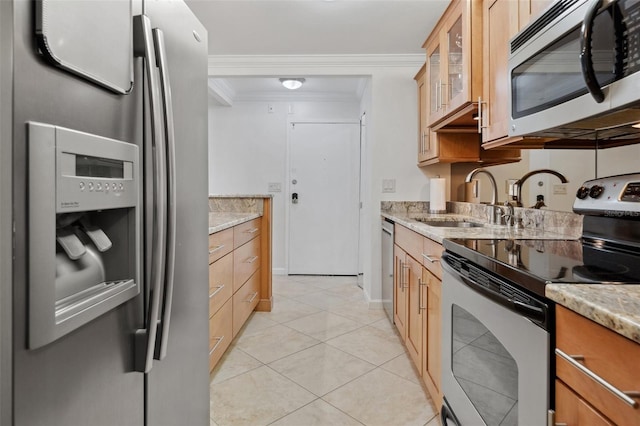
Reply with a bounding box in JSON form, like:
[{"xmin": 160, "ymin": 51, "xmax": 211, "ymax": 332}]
[{"xmin": 279, "ymin": 78, "xmax": 305, "ymax": 90}]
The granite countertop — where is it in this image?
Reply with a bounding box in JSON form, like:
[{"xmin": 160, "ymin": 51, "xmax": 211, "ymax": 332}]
[
  {"xmin": 546, "ymin": 285, "xmax": 640, "ymax": 344},
  {"xmin": 209, "ymin": 194, "xmax": 273, "ymax": 199},
  {"xmin": 209, "ymin": 212, "xmax": 261, "ymax": 234},
  {"xmin": 382, "ymin": 212, "xmax": 574, "ymax": 244}
]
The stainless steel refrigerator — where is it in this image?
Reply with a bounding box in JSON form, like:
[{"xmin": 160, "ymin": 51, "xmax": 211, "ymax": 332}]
[{"xmin": 0, "ymin": 0, "xmax": 209, "ymax": 424}]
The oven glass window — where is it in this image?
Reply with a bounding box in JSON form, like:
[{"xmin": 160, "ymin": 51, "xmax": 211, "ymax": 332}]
[
  {"xmin": 451, "ymin": 305, "xmax": 518, "ymax": 425},
  {"xmin": 512, "ymin": 10, "xmax": 615, "ymax": 119}
]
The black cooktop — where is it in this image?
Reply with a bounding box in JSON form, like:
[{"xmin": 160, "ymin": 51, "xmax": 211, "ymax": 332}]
[{"xmin": 443, "ymin": 237, "xmax": 640, "ymax": 299}]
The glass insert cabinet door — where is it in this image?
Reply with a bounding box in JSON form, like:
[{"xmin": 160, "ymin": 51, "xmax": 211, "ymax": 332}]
[
  {"xmin": 448, "ymin": 16, "xmax": 464, "ymax": 103},
  {"xmin": 429, "ymin": 45, "xmax": 441, "ymax": 121}
]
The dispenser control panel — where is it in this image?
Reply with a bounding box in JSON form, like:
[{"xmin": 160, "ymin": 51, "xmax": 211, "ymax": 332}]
[{"xmin": 52, "ymin": 126, "xmax": 138, "ymax": 212}]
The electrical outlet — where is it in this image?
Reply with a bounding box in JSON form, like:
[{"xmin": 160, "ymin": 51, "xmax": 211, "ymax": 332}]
[
  {"xmin": 553, "ymin": 184, "xmax": 567, "ymax": 195},
  {"xmin": 506, "ymin": 179, "xmax": 518, "ymax": 196},
  {"xmin": 267, "ymin": 182, "xmax": 282, "ymax": 192}
]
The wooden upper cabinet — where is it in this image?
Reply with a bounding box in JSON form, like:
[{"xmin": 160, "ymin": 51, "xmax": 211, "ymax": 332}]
[
  {"xmin": 518, "ymin": 0, "xmax": 553, "ymax": 30},
  {"xmin": 415, "ymin": 65, "xmax": 430, "ymax": 164},
  {"xmin": 481, "ymin": 0, "xmax": 553, "ymax": 147},
  {"xmin": 424, "ymin": 0, "xmax": 482, "ymax": 129},
  {"xmin": 481, "ymin": 0, "xmax": 519, "ymax": 144}
]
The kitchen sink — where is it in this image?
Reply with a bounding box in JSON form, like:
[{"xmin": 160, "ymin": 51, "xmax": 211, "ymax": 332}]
[{"xmin": 414, "ymin": 219, "xmax": 484, "ymax": 228}]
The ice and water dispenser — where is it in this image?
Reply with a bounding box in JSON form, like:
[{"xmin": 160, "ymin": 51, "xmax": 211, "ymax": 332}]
[{"xmin": 28, "ymin": 122, "xmax": 140, "ymax": 349}]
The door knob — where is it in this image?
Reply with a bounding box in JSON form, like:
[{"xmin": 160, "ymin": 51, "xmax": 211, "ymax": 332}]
[{"xmin": 292, "ymin": 192, "xmax": 298, "ymax": 204}]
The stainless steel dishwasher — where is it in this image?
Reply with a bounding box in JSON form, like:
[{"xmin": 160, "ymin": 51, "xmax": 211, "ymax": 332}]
[{"xmin": 381, "ymin": 218, "xmax": 394, "ymax": 323}]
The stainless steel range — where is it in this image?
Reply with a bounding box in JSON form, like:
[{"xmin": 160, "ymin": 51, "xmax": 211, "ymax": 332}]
[{"xmin": 440, "ymin": 173, "xmax": 640, "ymax": 425}]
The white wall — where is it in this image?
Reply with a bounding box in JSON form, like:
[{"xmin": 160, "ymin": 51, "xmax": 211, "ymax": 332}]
[{"xmin": 209, "ymin": 98, "xmax": 360, "ymax": 275}]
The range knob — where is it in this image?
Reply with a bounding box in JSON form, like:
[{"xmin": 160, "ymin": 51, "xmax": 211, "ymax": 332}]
[
  {"xmin": 576, "ymin": 186, "xmax": 590, "ymax": 199},
  {"xmin": 589, "ymin": 185, "xmax": 605, "ymax": 198}
]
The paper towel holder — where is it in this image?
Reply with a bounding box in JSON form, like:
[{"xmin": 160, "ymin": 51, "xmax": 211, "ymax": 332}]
[{"xmin": 429, "ymin": 176, "xmax": 447, "ymax": 214}]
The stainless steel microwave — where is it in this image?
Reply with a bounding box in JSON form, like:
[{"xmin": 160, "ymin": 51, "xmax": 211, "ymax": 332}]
[{"xmin": 508, "ymin": 0, "xmax": 640, "ymax": 141}]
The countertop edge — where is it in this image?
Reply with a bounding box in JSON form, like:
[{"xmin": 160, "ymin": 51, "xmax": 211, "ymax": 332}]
[
  {"xmin": 209, "ymin": 212, "xmax": 261, "ymax": 235},
  {"xmin": 546, "ymin": 284, "xmax": 640, "ymax": 344}
]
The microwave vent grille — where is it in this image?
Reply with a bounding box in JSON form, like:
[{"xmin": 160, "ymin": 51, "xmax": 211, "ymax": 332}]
[{"xmin": 511, "ymin": 0, "xmax": 581, "ymax": 53}]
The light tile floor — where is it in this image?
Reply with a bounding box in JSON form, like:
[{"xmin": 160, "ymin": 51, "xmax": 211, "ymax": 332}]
[{"xmin": 210, "ymin": 275, "xmax": 442, "ymax": 426}]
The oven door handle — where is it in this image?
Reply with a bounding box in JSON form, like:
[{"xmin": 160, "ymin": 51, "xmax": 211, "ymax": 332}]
[
  {"xmin": 442, "ymin": 255, "xmax": 546, "ymax": 325},
  {"xmin": 580, "ymin": 0, "xmax": 606, "ymax": 103}
]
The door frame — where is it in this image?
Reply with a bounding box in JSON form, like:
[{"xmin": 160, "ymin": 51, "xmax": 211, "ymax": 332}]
[{"xmin": 284, "ymin": 119, "xmax": 361, "ymax": 275}]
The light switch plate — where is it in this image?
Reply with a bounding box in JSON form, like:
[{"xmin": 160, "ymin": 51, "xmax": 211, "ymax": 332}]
[
  {"xmin": 268, "ymin": 182, "xmax": 282, "ymax": 192},
  {"xmin": 382, "ymin": 179, "xmax": 396, "ymax": 193}
]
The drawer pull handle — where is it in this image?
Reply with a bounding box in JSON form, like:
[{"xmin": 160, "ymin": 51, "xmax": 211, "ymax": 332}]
[
  {"xmin": 245, "ymin": 228, "xmax": 259, "ymax": 234},
  {"xmin": 419, "ymin": 278, "xmax": 427, "ymax": 312},
  {"xmin": 246, "ymin": 292, "xmax": 258, "ymax": 303},
  {"xmin": 209, "ymin": 284, "xmax": 225, "ymax": 299},
  {"xmin": 246, "ymin": 255, "xmax": 259, "ymax": 264},
  {"xmin": 555, "ymin": 348, "xmax": 640, "ymax": 408},
  {"xmin": 422, "ymin": 253, "xmax": 440, "ymax": 263},
  {"xmin": 209, "ymin": 336, "xmax": 224, "ymax": 356},
  {"xmin": 209, "ymin": 244, "xmax": 225, "ymax": 255}
]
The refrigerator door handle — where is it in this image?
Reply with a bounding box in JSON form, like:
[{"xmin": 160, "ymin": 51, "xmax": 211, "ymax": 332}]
[
  {"xmin": 133, "ymin": 14, "xmax": 167, "ymax": 373},
  {"xmin": 152, "ymin": 27, "xmax": 177, "ymax": 361}
]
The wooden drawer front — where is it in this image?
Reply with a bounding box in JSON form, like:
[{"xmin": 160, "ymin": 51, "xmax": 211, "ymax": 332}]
[
  {"xmin": 209, "ymin": 299, "xmax": 232, "ymax": 372},
  {"xmin": 556, "ymin": 306, "xmax": 640, "ymax": 426},
  {"xmin": 233, "ymin": 236, "xmax": 260, "ymax": 293},
  {"xmin": 209, "ymin": 228, "xmax": 233, "ymax": 264},
  {"xmin": 209, "ymin": 252, "xmax": 233, "ymax": 317},
  {"xmin": 556, "ymin": 379, "xmax": 613, "ymax": 426},
  {"xmin": 422, "ymin": 237, "xmax": 443, "ymax": 280},
  {"xmin": 234, "ymin": 218, "xmax": 261, "ymax": 249},
  {"xmin": 232, "ymin": 271, "xmax": 260, "ymax": 337},
  {"xmin": 395, "ymin": 224, "xmax": 423, "ymax": 263}
]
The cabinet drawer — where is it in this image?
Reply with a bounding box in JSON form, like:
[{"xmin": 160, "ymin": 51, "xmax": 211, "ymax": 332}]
[
  {"xmin": 232, "ymin": 270, "xmax": 260, "ymax": 337},
  {"xmin": 209, "ymin": 228, "xmax": 233, "ymax": 264},
  {"xmin": 555, "ymin": 379, "xmax": 613, "ymax": 426},
  {"xmin": 556, "ymin": 306, "xmax": 640, "ymax": 426},
  {"xmin": 422, "ymin": 237, "xmax": 443, "ymax": 280},
  {"xmin": 234, "ymin": 218, "xmax": 261, "ymax": 249},
  {"xmin": 209, "ymin": 252, "xmax": 233, "ymax": 317},
  {"xmin": 209, "ymin": 299, "xmax": 232, "ymax": 372},
  {"xmin": 233, "ymin": 236, "xmax": 260, "ymax": 293},
  {"xmin": 395, "ymin": 224, "xmax": 423, "ymax": 263}
]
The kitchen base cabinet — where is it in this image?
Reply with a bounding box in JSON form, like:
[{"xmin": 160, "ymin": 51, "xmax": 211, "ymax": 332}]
[
  {"xmin": 394, "ymin": 223, "xmax": 443, "ymax": 409},
  {"xmin": 208, "ymin": 202, "xmax": 272, "ymax": 372},
  {"xmin": 555, "ymin": 305, "xmax": 640, "ymax": 425}
]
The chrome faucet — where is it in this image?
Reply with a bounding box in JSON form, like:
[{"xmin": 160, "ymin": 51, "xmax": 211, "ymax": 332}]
[
  {"xmin": 513, "ymin": 169, "xmax": 569, "ymax": 207},
  {"xmin": 464, "ymin": 168, "xmax": 498, "ymax": 206}
]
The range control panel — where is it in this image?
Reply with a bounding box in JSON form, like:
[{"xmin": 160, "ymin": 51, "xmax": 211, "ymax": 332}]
[{"xmin": 573, "ymin": 173, "xmax": 640, "ymax": 215}]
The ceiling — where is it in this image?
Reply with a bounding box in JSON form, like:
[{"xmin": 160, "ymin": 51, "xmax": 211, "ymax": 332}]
[
  {"xmin": 186, "ymin": 0, "xmax": 449, "ymax": 103},
  {"xmin": 185, "ymin": 0, "xmax": 449, "ymax": 56}
]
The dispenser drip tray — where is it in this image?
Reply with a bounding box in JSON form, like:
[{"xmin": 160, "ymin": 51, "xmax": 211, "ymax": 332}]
[{"xmin": 55, "ymin": 279, "xmax": 136, "ymax": 323}]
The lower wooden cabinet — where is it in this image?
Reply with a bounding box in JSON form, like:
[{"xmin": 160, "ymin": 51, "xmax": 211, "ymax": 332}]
[
  {"xmin": 209, "ymin": 300, "xmax": 232, "ymax": 372},
  {"xmin": 394, "ymin": 223, "xmax": 443, "ymax": 409},
  {"xmin": 555, "ymin": 305, "xmax": 640, "ymax": 425},
  {"xmin": 208, "ymin": 210, "xmax": 272, "ymax": 372}
]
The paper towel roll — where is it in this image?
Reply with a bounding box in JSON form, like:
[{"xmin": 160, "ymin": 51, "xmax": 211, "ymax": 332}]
[{"xmin": 430, "ymin": 178, "xmax": 446, "ymax": 213}]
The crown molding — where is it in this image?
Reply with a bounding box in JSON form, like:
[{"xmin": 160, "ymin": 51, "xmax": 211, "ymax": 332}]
[
  {"xmin": 208, "ymin": 54, "xmax": 424, "ymax": 76},
  {"xmin": 207, "ymin": 78, "xmax": 235, "ymax": 106}
]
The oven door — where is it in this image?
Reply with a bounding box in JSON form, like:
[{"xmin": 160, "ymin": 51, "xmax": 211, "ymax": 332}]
[
  {"xmin": 441, "ymin": 256, "xmax": 550, "ymax": 425},
  {"xmin": 509, "ymin": 0, "xmax": 640, "ymax": 138}
]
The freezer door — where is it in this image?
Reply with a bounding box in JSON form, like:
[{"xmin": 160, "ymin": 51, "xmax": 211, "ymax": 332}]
[
  {"xmin": 143, "ymin": 2, "xmax": 209, "ymax": 426},
  {"xmin": 11, "ymin": 0, "xmax": 145, "ymax": 425}
]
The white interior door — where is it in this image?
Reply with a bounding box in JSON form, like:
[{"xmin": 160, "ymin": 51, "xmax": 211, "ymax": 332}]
[{"xmin": 288, "ymin": 122, "xmax": 360, "ymax": 275}]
